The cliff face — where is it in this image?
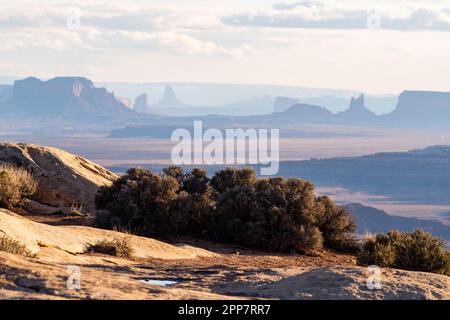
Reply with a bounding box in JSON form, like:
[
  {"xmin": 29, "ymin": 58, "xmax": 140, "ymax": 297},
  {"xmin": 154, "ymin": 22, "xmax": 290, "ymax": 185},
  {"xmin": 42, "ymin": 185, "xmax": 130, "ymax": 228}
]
[
  {"xmin": 5, "ymin": 77, "xmax": 132, "ymax": 117},
  {"xmin": 386, "ymin": 91, "xmax": 450, "ymax": 124}
]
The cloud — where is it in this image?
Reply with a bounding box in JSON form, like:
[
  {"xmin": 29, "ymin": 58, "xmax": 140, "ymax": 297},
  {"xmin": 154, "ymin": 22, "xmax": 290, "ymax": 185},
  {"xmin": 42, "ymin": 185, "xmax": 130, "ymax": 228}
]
[
  {"xmin": 83, "ymin": 30, "xmax": 253, "ymax": 58},
  {"xmin": 272, "ymin": 1, "xmax": 320, "ymax": 11},
  {"xmin": 0, "ymin": 3, "xmax": 250, "ymax": 58},
  {"xmin": 223, "ymin": 1, "xmax": 450, "ymax": 31},
  {"xmin": 0, "ymin": 3, "xmax": 222, "ymax": 31}
]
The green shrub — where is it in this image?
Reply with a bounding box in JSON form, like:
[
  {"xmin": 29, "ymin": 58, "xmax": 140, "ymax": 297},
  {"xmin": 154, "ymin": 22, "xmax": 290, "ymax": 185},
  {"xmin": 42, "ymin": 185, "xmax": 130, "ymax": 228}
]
[
  {"xmin": 0, "ymin": 233, "xmax": 35, "ymax": 257},
  {"xmin": 85, "ymin": 238, "xmax": 134, "ymax": 258},
  {"xmin": 211, "ymin": 167, "xmax": 257, "ymax": 194},
  {"xmin": 212, "ymin": 177, "xmax": 327, "ymax": 252},
  {"xmin": 0, "ymin": 164, "xmax": 37, "ymax": 209},
  {"xmin": 358, "ymin": 229, "xmax": 450, "ymax": 276},
  {"xmin": 96, "ymin": 167, "xmax": 357, "ymax": 254},
  {"xmin": 315, "ymin": 196, "xmax": 357, "ymax": 251},
  {"xmin": 295, "ymin": 225, "xmax": 324, "ymax": 253},
  {"xmin": 95, "ymin": 168, "xmax": 180, "ymax": 235}
]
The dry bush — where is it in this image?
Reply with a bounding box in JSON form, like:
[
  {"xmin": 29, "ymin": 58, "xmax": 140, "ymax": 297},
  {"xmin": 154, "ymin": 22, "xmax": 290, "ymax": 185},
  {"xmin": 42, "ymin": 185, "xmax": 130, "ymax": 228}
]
[
  {"xmin": 358, "ymin": 229, "xmax": 450, "ymax": 276},
  {"xmin": 95, "ymin": 168, "xmax": 180, "ymax": 235},
  {"xmin": 85, "ymin": 237, "xmax": 134, "ymax": 258},
  {"xmin": 315, "ymin": 196, "xmax": 358, "ymax": 252},
  {"xmin": 0, "ymin": 164, "xmax": 37, "ymax": 209},
  {"xmin": 0, "ymin": 232, "xmax": 35, "ymax": 257},
  {"xmin": 96, "ymin": 167, "xmax": 357, "ymax": 254}
]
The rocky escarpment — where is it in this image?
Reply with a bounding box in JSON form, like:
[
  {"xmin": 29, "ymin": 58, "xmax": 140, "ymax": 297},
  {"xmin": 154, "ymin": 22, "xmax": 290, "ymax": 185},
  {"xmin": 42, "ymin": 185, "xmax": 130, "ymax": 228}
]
[
  {"xmin": 385, "ymin": 90, "xmax": 450, "ymax": 125},
  {"xmin": 0, "ymin": 143, "xmax": 118, "ymax": 212},
  {"xmin": 1, "ymin": 76, "xmax": 132, "ymax": 117}
]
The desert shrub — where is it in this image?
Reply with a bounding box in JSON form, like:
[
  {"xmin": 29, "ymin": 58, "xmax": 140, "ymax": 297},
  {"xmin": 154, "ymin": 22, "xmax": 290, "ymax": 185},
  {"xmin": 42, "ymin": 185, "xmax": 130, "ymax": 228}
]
[
  {"xmin": 85, "ymin": 237, "xmax": 134, "ymax": 258},
  {"xmin": 0, "ymin": 164, "xmax": 37, "ymax": 209},
  {"xmin": 173, "ymin": 191, "xmax": 216, "ymax": 236},
  {"xmin": 210, "ymin": 167, "xmax": 256, "ymax": 194},
  {"xmin": 95, "ymin": 168, "xmax": 181, "ymax": 235},
  {"xmin": 296, "ymin": 226, "xmax": 324, "ymax": 253},
  {"xmin": 212, "ymin": 177, "xmax": 330, "ymax": 253},
  {"xmin": 315, "ymin": 196, "xmax": 357, "ymax": 251},
  {"xmin": 0, "ymin": 233, "xmax": 35, "ymax": 257},
  {"xmin": 162, "ymin": 166, "xmax": 187, "ymax": 188},
  {"xmin": 358, "ymin": 229, "xmax": 450, "ymax": 275},
  {"xmin": 182, "ymin": 168, "xmax": 211, "ymax": 194},
  {"xmin": 96, "ymin": 166, "xmax": 357, "ymax": 254}
]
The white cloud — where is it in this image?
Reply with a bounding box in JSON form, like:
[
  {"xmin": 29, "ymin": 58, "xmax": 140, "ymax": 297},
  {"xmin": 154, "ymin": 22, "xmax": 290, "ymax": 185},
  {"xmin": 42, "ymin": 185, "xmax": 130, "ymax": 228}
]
[
  {"xmin": 0, "ymin": 2, "xmax": 251, "ymax": 58},
  {"xmin": 223, "ymin": 1, "xmax": 450, "ymax": 31}
]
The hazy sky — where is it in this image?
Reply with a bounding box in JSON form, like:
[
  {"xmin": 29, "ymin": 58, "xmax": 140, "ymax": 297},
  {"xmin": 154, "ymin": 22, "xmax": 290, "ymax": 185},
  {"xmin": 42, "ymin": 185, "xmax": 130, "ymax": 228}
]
[{"xmin": 1, "ymin": 0, "xmax": 450, "ymax": 94}]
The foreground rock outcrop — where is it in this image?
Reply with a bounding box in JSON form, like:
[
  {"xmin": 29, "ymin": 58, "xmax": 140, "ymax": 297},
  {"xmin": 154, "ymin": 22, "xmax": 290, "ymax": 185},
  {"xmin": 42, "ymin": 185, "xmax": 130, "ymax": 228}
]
[
  {"xmin": 0, "ymin": 143, "xmax": 118, "ymax": 212},
  {"xmin": 0, "ymin": 208, "xmax": 449, "ymax": 300},
  {"xmin": 0, "ymin": 209, "xmax": 216, "ymax": 259}
]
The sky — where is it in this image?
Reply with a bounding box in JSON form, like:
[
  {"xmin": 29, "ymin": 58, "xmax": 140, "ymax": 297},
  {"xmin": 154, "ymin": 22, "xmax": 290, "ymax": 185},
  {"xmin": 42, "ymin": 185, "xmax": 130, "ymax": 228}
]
[{"xmin": 1, "ymin": 0, "xmax": 450, "ymax": 94}]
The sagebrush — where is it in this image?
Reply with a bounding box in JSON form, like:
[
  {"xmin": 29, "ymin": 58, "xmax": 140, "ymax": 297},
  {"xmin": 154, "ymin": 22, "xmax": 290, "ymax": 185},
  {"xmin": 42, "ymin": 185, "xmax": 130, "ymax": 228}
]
[
  {"xmin": 0, "ymin": 233, "xmax": 35, "ymax": 257},
  {"xmin": 85, "ymin": 237, "xmax": 134, "ymax": 258},
  {"xmin": 96, "ymin": 166, "xmax": 357, "ymax": 253},
  {"xmin": 358, "ymin": 229, "xmax": 450, "ymax": 276},
  {"xmin": 0, "ymin": 164, "xmax": 37, "ymax": 209}
]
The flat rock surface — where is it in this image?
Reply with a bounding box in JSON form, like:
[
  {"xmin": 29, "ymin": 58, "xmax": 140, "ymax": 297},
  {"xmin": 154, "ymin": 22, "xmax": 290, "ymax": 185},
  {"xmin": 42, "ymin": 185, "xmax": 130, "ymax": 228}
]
[{"xmin": 0, "ymin": 209, "xmax": 449, "ymax": 300}]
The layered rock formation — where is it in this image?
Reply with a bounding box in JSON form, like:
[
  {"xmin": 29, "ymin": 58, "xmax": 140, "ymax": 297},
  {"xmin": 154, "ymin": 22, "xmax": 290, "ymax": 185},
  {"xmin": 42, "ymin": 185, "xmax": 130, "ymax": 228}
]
[
  {"xmin": 1, "ymin": 77, "xmax": 132, "ymax": 117},
  {"xmin": 385, "ymin": 91, "xmax": 450, "ymax": 125}
]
